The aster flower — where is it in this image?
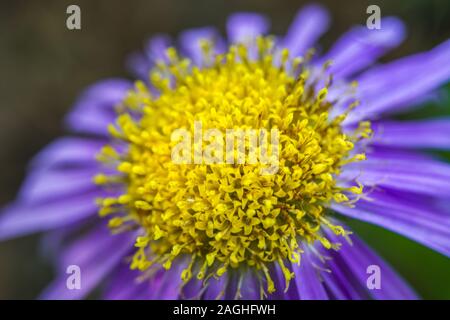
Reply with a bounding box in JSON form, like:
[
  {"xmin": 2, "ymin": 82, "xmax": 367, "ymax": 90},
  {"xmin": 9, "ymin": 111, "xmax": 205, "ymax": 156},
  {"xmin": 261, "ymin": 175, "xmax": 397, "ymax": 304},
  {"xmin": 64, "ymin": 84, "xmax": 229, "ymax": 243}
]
[{"xmin": 1, "ymin": 4, "xmax": 450, "ymax": 300}]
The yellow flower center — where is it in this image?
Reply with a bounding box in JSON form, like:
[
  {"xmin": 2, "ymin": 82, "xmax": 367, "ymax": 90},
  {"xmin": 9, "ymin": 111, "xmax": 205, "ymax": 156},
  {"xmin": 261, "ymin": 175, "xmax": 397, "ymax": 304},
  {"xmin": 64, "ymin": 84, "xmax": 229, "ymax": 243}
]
[{"xmin": 95, "ymin": 38, "xmax": 370, "ymax": 296}]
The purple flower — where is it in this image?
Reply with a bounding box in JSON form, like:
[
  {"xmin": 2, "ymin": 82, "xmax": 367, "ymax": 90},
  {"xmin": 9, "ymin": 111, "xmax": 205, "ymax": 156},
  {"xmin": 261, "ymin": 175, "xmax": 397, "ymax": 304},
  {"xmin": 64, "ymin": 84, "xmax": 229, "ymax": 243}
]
[{"xmin": 1, "ymin": 4, "xmax": 450, "ymax": 300}]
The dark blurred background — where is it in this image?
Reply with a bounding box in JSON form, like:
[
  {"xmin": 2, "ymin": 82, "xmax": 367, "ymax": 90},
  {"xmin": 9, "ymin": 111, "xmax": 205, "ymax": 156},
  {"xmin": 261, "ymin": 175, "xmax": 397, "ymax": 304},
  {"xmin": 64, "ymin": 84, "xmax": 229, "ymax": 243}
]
[{"xmin": 0, "ymin": 0, "xmax": 449, "ymax": 299}]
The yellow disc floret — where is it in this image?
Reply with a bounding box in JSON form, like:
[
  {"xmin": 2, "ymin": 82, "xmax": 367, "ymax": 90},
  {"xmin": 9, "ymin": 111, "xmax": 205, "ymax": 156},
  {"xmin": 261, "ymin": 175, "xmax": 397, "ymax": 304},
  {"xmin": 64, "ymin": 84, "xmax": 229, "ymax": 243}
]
[{"xmin": 95, "ymin": 37, "xmax": 370, "ymax": 296}]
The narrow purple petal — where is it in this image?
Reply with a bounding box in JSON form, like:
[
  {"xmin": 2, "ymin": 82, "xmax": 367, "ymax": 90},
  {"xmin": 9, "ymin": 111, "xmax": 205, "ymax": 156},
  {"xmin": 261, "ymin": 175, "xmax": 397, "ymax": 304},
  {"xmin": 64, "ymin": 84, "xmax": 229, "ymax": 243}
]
[
  {"xmin": 40, "ymin": 225, "xmax": 136, "ymax": 300},
  {"xmin": 282, "ymin": 4, "xmax": 330, "ymax": 57},
  {"xmin": 126, "ymin": 52, "xmax": 151, "ymax": 81},
  {"xmin": 126, "ymin": 35, "xmax": 172, "ymax": 80},
  {"xmin": 203, "ymin": 274, "xmax": 228, "ymax": 300},
  {"xmin": 109, "ymin": 257, "xmax": 187, "ymax": 300},
  {"xmin": 323, "ymin": 226, "xmax": 418, "ymax": 299},
  {"xmin": 144, "ymin": 34, "xmax": 172, "ymax": 63},
  {"xmin": 226, "ymin": 270, "xmax": 260, "ymax": 300},
  {"xmin": 179, "ymin": 27, "xmax": 225, "ymax": 65},
  {"xmin": 343, "ymin": 147, "xmax": 450, "ymax": 197},
  {"xmin": 317, "ymin": 17, "xmax": 405, "ymax": 78},
  {"xmin": 65, "ymin": 79, "xmax": 133, "ymax": 136},
  {"xmin": 18, "ymin": 168, "xmax": 97, "ymax": 205},
  {"xmin": 266, "ymin": 264, "xmax": 294, "ymax": 300},
  {"xmin": 346, "ymin": 39, "xmax": 450, "ymax": 123},
  {"xmin": 182, "ymin": 275, "xmax": 205, "ymax": 300},
  {"xmin": 0, "ymin": 191, "xmax": 100, "ymax": 240},
  {"xmin": 372, "ymin": 119, "xmax": 450, "ymax": 149},
  {"xmin": 68, "ymin": 103, "xmax": 116, "ymax": 136},
  {"xmin": 104, "ymin": 266, "xmax": 150, "ymax": 300},
  {"xmin": 292, "ymin": 249, "xmax": 328, "ymax": 300},
  {"xmin": 150, "ymin": 260, "xmax": 187, "ymax": 299},
  {"xmin": 226, "ymin": 12, "xmax": 270, "ymax": 44},
  {"xmin": 345, "ymin": 167, "xmax": 450, "ymax": 197},
  {"xmin": 332, "ymin": 189, "xmax": 450, "ymax": 257},
  {"xmin": 30, "ymin": 138, "xmax": 104, "ymax": 171},
  {"xmin": 358, "ymin": 39, "xmax": 450, "ymax": 96},
  {"xmin": 320, "ymin": 253, "xmax": 368, "ymax": 300},
  {"xmin": 239, "ymin": 276, "xmax": 262, "ymax": 300}
]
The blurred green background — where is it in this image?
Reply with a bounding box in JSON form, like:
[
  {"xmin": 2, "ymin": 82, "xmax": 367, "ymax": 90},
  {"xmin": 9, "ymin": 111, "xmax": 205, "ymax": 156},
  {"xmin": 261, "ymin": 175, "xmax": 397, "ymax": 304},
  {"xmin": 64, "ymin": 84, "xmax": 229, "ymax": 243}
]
[{"xmin": 0, "ymin": 0, "xmax": 449, "ymax": 299}]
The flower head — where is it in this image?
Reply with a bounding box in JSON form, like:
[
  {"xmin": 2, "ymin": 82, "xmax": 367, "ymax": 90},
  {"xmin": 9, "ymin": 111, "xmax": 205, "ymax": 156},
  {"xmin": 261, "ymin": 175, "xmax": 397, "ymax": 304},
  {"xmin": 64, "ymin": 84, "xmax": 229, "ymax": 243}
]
[
  {"xmin": 96, "ymin": 37, "xmax": 375, "ymax": 295},
  {"xmin": 1, "ymin": 4, "xmax": 450, "ymax": 300}
]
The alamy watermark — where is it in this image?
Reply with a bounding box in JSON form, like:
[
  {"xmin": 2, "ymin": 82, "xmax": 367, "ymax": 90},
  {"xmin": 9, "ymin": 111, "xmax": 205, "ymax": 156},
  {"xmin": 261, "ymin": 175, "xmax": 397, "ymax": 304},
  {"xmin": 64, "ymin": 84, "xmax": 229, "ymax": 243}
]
[
  {"xmin": 66, "ymin": 5, "xmax": 81, "ymax": 30},
  {"xmin": 66, "ymin": 265, "xmax": 81, "ymax": 290},
  {"xmin": 366, "ymin": 5, "xmax": 381, "ymax": 30},
  {"xmin": 171, "ymin": 121, "xmax": 280, "ymax": 175},
  {"xmin": 366, "ymin": 264, "xmax": 381, "ymax": 290}
]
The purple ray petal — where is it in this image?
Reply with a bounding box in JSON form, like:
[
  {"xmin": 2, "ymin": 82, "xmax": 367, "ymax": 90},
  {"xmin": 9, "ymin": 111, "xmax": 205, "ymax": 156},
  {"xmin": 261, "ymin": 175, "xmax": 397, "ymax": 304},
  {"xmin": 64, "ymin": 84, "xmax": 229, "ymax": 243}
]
[
  {"xmin": 0, "ymin": 191, "xmax": 100, "ymax": 240},
  {"xmin": 104, "ymin": 266, "xmax": 150, "ymax": 300},
  {"xmin": 182, "ymin": 275, "xmax": 205, "ymax": 299},
  {"xmin": 332, "ymin": 189, "xmax": 450, "ymax": 257},
  {"xmin": 346, "ymin": 39, "xmax": 450, "ymax": 123},
  {"xmin": 322, "ymin": 224, "xmax": 418, "ymax": 299},
  {"xmin": 316, "ymin": 17, "xmax": 405, "ymax": 79},
  {"xmin": 320, "ymin": 253, "xmax": 368, "ymax": 300},
  {"xmin": 150, "ymin": 259, "xmax": 188, "ymax": 299},
  {"xmin": 179, "ymin": 27, "xmax": 226, "ymax": 66},
  {"xmin": 358, "ymin": 39, "xmax": 450, "ymax": 96},
  {"xmin": 266, "ymin": 264, "xmax": 295, "ymax": 300},
  {"xmin": 126, "ymin": 35, "xmax": 172, "ymax": 80},
  {"xmin": 40, "ymin": 225, "xmax": 136, "ymax": 300},
  {"xmin": 145, "ymin": 34, "xmax": 172, "ymax": 63},
  {"xmin": 282, "ymin": 4, "xmax": 329, "ymax": 57},
  {"xmin": 224, "ymin": 270, "xmax": 260, "ymax": 300},
  {"xmin": 343, "ymin": 147, "xmax": 450, "ymax": 197},
  {"xmin": 345, "ymin": 167, "xmax": 450, "ymax": 197},
  {"xmin": 203, "ymin": 274, "xmax": 228, "ymax": 300},
  {"xmin": 126, "ymin": 52, "xmax": 151, "ymax": 81},
  {"xmin": 30, "ymin": 137, "xmax": 104, "ymax": 171},
  {"xmin": 371, "ymin": 119, "xmax": 450, "ymax": 149},
  {"xmin": 18, "ymin": 168, "xmax": 98, "ymax": 205},
  {"xmin": 292, "ymin": 249, "xmax": 328, "ymax": 300},
  {"xmin": 239, "ymin": 273, "xmax": 261, "ymax": 300},
  {"xmin": 65, "ymin": 79, "xmax": 133, "ymax": 136},
  {"xmin": 226, "ymin": 12, "xmax": 270, "ymax": 44},
  {"xmin": 110, "ymin": 258, "xmax": 187, "ymax": 300}
]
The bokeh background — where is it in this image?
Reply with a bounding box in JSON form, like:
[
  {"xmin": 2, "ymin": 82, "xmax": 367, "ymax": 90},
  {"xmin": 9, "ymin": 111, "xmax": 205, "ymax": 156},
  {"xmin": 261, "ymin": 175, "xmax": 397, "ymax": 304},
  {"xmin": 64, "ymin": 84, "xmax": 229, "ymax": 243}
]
[{"xmin": 0, "ymin": 0, "xmax": 449, "ymax": 299}]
